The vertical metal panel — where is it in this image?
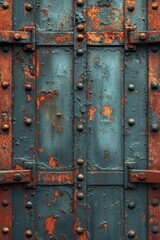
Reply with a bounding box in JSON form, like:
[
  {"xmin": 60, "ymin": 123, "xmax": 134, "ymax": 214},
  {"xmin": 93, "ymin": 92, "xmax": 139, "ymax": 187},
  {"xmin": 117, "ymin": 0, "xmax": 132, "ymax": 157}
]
[
  {"xmin": 148, "ymin": 1, "xmax": 160, "ymax": 238},
  {"xmin": 125, "ymin": 0, "xmax": 148, "ymax": 239},
  {"xmin": 0, "ymin": 0, "xmax": 12, "ymax": 239},
  {"xmin": 87, "ymin": 47, "xmax": 124, "ymax": 170}
]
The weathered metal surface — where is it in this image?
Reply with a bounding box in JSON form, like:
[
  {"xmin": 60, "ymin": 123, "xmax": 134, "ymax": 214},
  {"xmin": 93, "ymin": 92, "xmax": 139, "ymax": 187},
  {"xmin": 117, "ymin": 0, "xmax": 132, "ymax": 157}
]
[{"xmin": 0, "ymin": 0, "xmax": 160, "ymax": 239}]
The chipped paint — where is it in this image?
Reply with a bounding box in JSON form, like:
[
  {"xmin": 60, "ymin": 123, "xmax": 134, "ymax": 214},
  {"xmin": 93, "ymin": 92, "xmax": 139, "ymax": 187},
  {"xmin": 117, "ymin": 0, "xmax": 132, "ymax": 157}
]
[
  {"xmin": 88, "ymin": 107, "xmax": 96, "ymax": 121},
  {"xmin": 44, "ymin": 216, "xmax": 58, "ymax": 235},
  {"xmin": 49, "ymin": 155, "xmax": 58, "ymax": 168}
]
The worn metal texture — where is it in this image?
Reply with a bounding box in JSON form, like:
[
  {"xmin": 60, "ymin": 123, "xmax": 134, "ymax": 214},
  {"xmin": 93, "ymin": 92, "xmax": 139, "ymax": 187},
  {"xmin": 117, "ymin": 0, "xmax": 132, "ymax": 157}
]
[{"xmin": 0, "ymin": 0, "xmax": 160, "ymax": 239}]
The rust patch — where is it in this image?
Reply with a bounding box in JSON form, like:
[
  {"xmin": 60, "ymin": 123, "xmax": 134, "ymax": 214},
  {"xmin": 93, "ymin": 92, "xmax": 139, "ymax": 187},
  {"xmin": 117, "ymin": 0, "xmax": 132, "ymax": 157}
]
[
  {"xmin": 38, "ymin": 172, "xmax": 74, "ymax": 185},
  {"xmin": 103, "ymin": 105, "xmax": 112, "ymax": 116},
  {"xmin": 45, "ymin": 216, "xmax": 58, "ymax": 235},
  {"xmin": 52, "ymin": 33, "xmax": 72, "ymax": 44},
  {"xmin": 87, "ymin": 5, "xmax": 101, "ymax": 30},
  {"xmin": 49, "ymin": 155, "xmax": 58, "ymax": 168},
  {"xmin": 99, "ymin": 222, "xmax": 107, "ymax": 229},
  {"xmin": 88, "ymin": 107, "xmax": 96, "ymax": 121},
  {"xmin": 36, "ymin": 91, "xmax": 58, "ymax": 110},
  {"xmin": 87, "ymin": 32, "xmax": 124, "ymax": 45},
  {"xmin": 42, "ymin": 8, "xmax": 48, "ymax": 15}
]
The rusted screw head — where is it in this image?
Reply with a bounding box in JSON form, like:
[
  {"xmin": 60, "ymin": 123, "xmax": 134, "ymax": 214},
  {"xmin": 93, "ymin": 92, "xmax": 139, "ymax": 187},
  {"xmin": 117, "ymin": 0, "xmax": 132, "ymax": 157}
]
[
  {"xmin": 152, "ymin": 225, "xmax": 159, "ymax": 234},
  {"xmin": 13, "ymin": 173, "xmax": 22, "ymax": 181},
  {"xmin": 77, "ymin": 24, "xmax": 85, "ymax": 32},
  {"xmin": 77, "ymin": 174, "xmax": 84, "ymax": 181},
  {"xmin": 139, "ymin": 33, "xmax": 147, "ymax": 41},
  {"xmin": 76, "ymin": 34, "xmax": 84, "ymax": 42},
  {"xmin": 151, "ymin": 46, "xmax": 159, "ymax": 53},
  {"xmin": 25, "ymin": 83, "xmax": 32, "ymax": 91},
  {"xmin": 76, "ymin": 0, "xmax": 84, "ymax": 6},
  {"xmin": 1, "ymin": 81, "xmax": 9, "ymax": 89},
  {"xmin": 2, "ymin": 123, "xmax": 10, "ymax": 131},
  {"xmin": 2, "ymin": 227, "xmax": 9, "ymax": 234},
  {"xmin": 77, "ymin": 124, "xmax": 84, "ymax": 132},
  {"xmin": 77, "ymin": 192, "xmax": 84, "ymax": 200},
  {"xmin": 25, "ymin": 229, "xmax": 33, "ymax": 238},
  {"xmin": 77, "ymin": 158, "xmax": 84, "ymax": 166},
  {"xmin": 150, "ymin": 123, "xmax": 159, "ymax": 132},
  {"xmin": 25, "ymin": 3, "xmax": 33, "ymax": 11},
  {"xmin": 25, "ymin": 118, "xmax": 32, "ymax": 126},
  {"xmin": 128, "ymin": 5, "xmax": 135, "ymax": 12},
  {"xmin": 2, "ymin": 2, "xmax": 9, "ymax": 9},
  {"xmin": 152, "ymin": 2, "xmax": 158, "ymax": 10},
  {"xmin": 25, "ymin": 201, "xmax": 33, "ymax": 209},
  {"xmin": 151, "ymin": 198, "xmax": 159, "ymax": 207},
  {"xmin": 13, "ymin": 33, "xmax": 21, "ymax": 41},
  {"xmin": 2, "ymin": 46, "xmax": 9, "ymax": 52},
  {"xmin": 151, "ymin": 82, "xmax": 159, "ymax": 90},
  {"xmin": 128, "ymin": 230, "xmax": 136, "ymax": 238},
  {"xmin": 25, "ymin": 43, "xmax": 33, "ymax": 50},
  {"xmin": 1, "ymin": 200, "xmax": 9, "ymax": 207},
  {"xmin": 76, "ymin": 227, "xmax": 84, "ymax": 234},
  {"xmin": 138, "ymin": 173, "xmax": 146, "ymax": 181}
]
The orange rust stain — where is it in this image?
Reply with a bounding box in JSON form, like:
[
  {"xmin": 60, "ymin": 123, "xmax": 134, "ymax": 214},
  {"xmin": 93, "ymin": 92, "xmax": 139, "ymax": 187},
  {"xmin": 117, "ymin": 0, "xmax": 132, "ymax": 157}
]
[
  {"xmin": 24, "ymin": 65, "xmax": 35, "ymax": 80},
  {"xmin": 38, "ymin": 147, "xmax": 45, "ymax": 152},
  {"xmin": 15, "ymin": 164, "xmax": 23, "ymax": 170},
  {"xmin": 36, "ymin": 91, "xmax": 57, "ymax": 110},
  {"xmin": 36, "ymin": 50, "xmax": 41, "ymax": 77},
  {"xmin": 42, "ymin": 8, "xmax": 48, "ymax": 15},
  {"xmin": 87, "ymin": 32, "xmax": 101, "ymax": 43},
  {"xmin": 27, "ymin": 94, "xmax": 32, "ymax": 101},
  {"xmin": 87, "ymin": 5, "xmax": 101, "ymax": 30},
  {"xmin": 44, "ymin": 216, "xmax": 58, "ymax": 235},
  {"xmin": 49, "ymin": 155, "xmax": 58, "ymax": 168},
  {"xmin": 87, "ymin": 32, "xmax": 124, "ymax": 45},
  {"xmin": 88, "ymin": 107, "xmax": 96, "ymax": 121},
  {"xmin": 103, "ymin": 105, "xmax": 112, "ymax": 116},
  {"xmin": 0, "ymin": 0, "xmax": 12, "ymax": 30},
  {"xmin": 99, "ymin": 223, "xmax": 107, "ymax": 229},
  {"xmin": 38, "ymin": 172, "xmax": 74, "ymax": 184},
  {"xmin": 54, "ymin": 190, "xmax": 59, "ymax": 197},
  {"xmin": 52, "ymin": 34, "xmax": 72, "ymax": 44},
  {"xmin": 148, "ymin": 1, "xmax": 160, "ymax": 30}
]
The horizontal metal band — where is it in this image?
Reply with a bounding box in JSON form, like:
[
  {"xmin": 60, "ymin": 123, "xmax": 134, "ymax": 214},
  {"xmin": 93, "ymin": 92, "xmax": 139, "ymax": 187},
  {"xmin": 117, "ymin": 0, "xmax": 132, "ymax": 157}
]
[
  {"xmin": 36, "ymin": 171, "xmax": 124, "ymax": 186},
  {"xmin": 0, "ymin": 30, "xmax": 32, "ymax": 44},
  {"xmin": 0, "ymin": 170, "xmax": 32, "ymax": 184},
  {"xmin": 36, "ymin": 32, "xmax": 73, "ymax": 46},
  {"xmin": 129, "ymin": 169, "xmax": 160, "ymax": 183}
]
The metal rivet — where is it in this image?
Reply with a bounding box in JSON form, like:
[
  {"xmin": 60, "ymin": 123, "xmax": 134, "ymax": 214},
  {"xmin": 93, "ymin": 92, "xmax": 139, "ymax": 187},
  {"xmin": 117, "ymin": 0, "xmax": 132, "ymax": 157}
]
[
  {"xmin": 152, "ymin": 225, "xmax": 159, "ymax": 234},
  {"xmin": 2, "ymin": 2, "xmax": 9, "ymax": 9},
  {"xmin": 152, "ymin": 3, "xmax": 158, "ymax": 10},
  {"xmin": 25, "ymin": 83, "xmax": 32, "ymax": 91},
  {"xmin": 77, "ymin": 124, "xmax": 84, "ymax": 132},
  {"xmin": 25, "ymin": 201, "xmax": 33, "ymax": 209},
  {"xmin": 25, "ymin": 230, "xmax": 33, "ymax": 238},
  {"xmin": 128, "ymin": 5, "xmax": 135, "ymax": 12},
  {"xmin": 139, "ymin": 33, "xmax": 147, "ymax": 41},
  {"xmin": 1, "ymin": 81, "xmax": 9, "ymax": 89},
  {"xmin": 128, "ymin": 118, "xmax": 135, "ymax": 126},
  {"xmin": 151, "ymin": 199, "xmax": 159, "ymax": 207},
  {"xmin": 151, "ymin": 82, "xmax": 159, "ymax": 90},
  {"xmin": 2, "ymin": 123, "xmax": 10, "ymax": 131},
  {"xmin": 151, "ymin": 46, "xmax": 159, "ymax": 52},
  {"xmin": 77, "ymin": 158, "xmax": 84, "ymax": 166},
  {"xmin": 2, "ymin": 227, "xmax": 9, "ymax": 234},
  {"xmin": 77, "ymin": 83, "xmax": 84, "ymax": 90},
  {"xmin": 13, "ymin": 33, "xmax": 21, "ymax": 41},
  {"xmin": 2, "ymin": 46, "xmax": 10, "ymax": 52},
  {"xmin": 25, "ymin": 118, "xmax": 32, "ymax": 126},
  {"xmin": 128, "ymin": 201, "xmax": 136, "ymax": 209},
  {"xmin": 151, "ymin": 183, "xmax": 159, "ymax": 190},
  {"xmin": 150, "ymin": 123, "xmax": 159, "ymax": 132},
  {"xmin": 25, "ymin": 43, "xmax": 33, "ymax": 50},
  {"xmin": 1, "ymin": 200, "xmax": 9, "ymax": 207},
  {"xmin": 76, "ymin": 0, "xmax": 84, "ymax": 6},
  {"xmin": 25, "ymin": 3, "xmax": 33, "ymax": 11},
  {"xmin": 76, "ymin": 34, "xmax": 84, "ymax": 42},
  {"xmin": 13, "ymin": 173, "xmax": 22, "ymax": 181},
  {"xmin": 77, "ymin": 174, "xmax": 84, "ymax": 181},
  {"xmin": 76, "ymin": 227, "xmax": 84, "ymax": 234},
  {"xmin": 77, "ymin": 192, "xmax": 84, "ymax": 200},
  {"xmin": 138, "ymin": 173, "xmax": 146, "ymax": 181},
  {"xmin": 128, "ymin": 230, "xmax": 136, "ymax": 238},
  {"xmin": 128, "ymin": 83, "xmax": 135, "ymax": 91},
  {"xmin": 76, "ymin": 48, "xmax": 84, "ymax": 56},
  {"xmin": 77, "ymin": 24, "xmax": 85, "ymax": 32}
]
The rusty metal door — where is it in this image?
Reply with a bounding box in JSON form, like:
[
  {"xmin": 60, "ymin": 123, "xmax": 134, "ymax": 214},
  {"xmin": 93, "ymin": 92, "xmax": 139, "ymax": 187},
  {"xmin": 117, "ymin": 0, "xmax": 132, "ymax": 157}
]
[{"xmin": 0, "ymin": 0, "xmax": 160, "ymax": 239}]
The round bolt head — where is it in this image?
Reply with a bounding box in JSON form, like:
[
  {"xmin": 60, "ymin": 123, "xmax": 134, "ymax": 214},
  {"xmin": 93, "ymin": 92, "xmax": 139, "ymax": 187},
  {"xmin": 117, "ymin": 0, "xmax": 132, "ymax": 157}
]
[
  {"xmin": 2, "ymin": 46, "xmax": 10, "ymax": 52},
  {"xmin": 128, "ymin": 201, "xmax": 136, "ymax": 209},
  {"xmin": 139, "ymin": 33, "xmax": 147, "ymax": 41},
  {"xmin": 25, "ymin": 201, "xmax": 33, "ymax": 209},
  {"xmin": 25, "ymin": 83, "xmax": 32, "ymax": 91},
  {"xmin": 25, "ymin": 118, "xmax": 32, "ymax": 126},
  {"xmin": 2, "ymin": 123, "xmax": 10, "ymax": 131},
  {"xmin": 128, "ymin": 5, "xmax": 135, "ymax": 12},
  {"xmin": 2, "ymin": 227, "xmax": 9, "ymax": 234},
  {"xmin": 151, "ymin": 82, "xmax": 159, "ymax": 90},
  {"xmin": 77, "ymin": 158, "xmax": 84, "ymax": 166},
  {"xmin": 128, "ymin": 83, "xmax": 135, "ymax": 91},
  {"xmin": 76, "ymin": 48, "xmax": 84, "ymax": 56},
  {"xmin": 151, "ymin": 198, "xmax": 159, "ymax": 207},
  {"xmin": 1, "ymin": 81, "xmax": 9, "ymax": 89},
  {"xmin": 76, "ymin": 34, "xmax": 84, "ymax": 42},
  {"xmin": 77, "ymin": 174, "xmax": 84, "ymax": 181},
  {"xmin": 77, "ymin": 124, "xmax": 84, "ymax": 132},
  {"xmin": 13, "ymin": 173, "xmax": 22, "ymax": 181},
  {"xmin": 152, "ymin": 2, "xmax": 158, "ymax": 10},
  {"xmin": 13, "ymin": 33, "xmax": 21, "ymax": 41},
  {"xmin": 76, "ymin": 227, "xmax": 84, "ymax": 234},
  {"xmin": 150, "ymin": 123, "xmax": 159, "ymax": 132},
  {"xmin": 2, "ymin": 2, "xmax": 9, "ymax": 9},
  {"xmin": 138, "ymin": 173, "xmax": 146, "ymax": 181},
  {"xmin": 77, "ymin": 83, "xmax": 84, "ymax": 90},
  {"xmin": 77, "ymin": 192, "xmax": 84, "ymax": 200},
  {"xmin": 128, "ymin": 118, "xmax": 135, "ymax": 126},
  {"xmin": 77, "ymin": 24, "xmax": 85, "ymax": 32},
  {"xmin": 128, "ymin": 230, "xmax": 136, "ymax": 238},
  {"xmin": 152, "ymin": 225, "xmax": 159, "ymax": 234},
  {"xmin": 25, "ymin": 3, "xmax": 33, "ymax": 11},
  {"xmin": 25, "ymin": 229, "xmax": 33, "ymax": 238},
  {"xmin": 76, "ymin": 0, "xmax": 84, "ymax": 6},
  {"xmin": 1, "ymin": 200, "xmax": 9, "ymax": 207},
  {"xmin": 151, "ymin": 46, "xmax": 159, "ymax": 53}
]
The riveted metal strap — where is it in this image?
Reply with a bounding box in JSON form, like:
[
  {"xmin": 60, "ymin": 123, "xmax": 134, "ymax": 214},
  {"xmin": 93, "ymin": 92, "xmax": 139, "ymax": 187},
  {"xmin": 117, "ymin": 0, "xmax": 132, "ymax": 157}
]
[
  {"xmin": 129, "ymin": 170, "xmax": 160, "ymax": 184},
  {"xmin": 0, "ymin": 170, "xmax": 32, "ymax": 184}
]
